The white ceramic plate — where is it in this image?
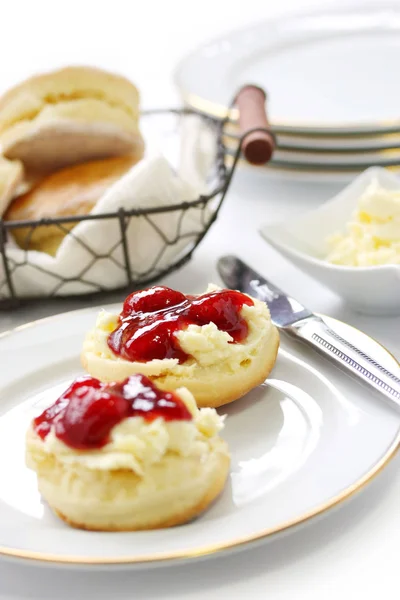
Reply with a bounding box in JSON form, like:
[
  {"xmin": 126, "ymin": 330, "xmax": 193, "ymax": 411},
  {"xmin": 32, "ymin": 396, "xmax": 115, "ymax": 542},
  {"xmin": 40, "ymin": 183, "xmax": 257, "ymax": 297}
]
[
  {"xmin": 226, "ymin": 145, "xmax": 400, "ymax": 172},
  {"xmin": 224, "ymin": 151, "xmax": 400, "ymax": 185},
  {"xmin": 223, "ymin": 135, "xmax": 400, "ymax": 167},
  {"xmin": 224, "ymin": 125, "xmax": 400, "ymax": 152},
  {"xmin": 0, "ymin": 306, "xmax": 399, "ymax": 568},
  {"xmin": 175, "ymin": 3, "xmax": 400, "ymax": 135},
  {"xmin": 260, "ymin": 167, "xmax": 400, "ymax": 315}
]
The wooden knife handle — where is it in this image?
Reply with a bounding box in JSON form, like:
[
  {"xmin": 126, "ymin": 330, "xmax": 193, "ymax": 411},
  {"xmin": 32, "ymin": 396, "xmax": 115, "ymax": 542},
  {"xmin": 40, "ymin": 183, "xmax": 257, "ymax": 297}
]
[{"xmin": 235, "ymin": 85, "xmax": 275, "ymax": 165}]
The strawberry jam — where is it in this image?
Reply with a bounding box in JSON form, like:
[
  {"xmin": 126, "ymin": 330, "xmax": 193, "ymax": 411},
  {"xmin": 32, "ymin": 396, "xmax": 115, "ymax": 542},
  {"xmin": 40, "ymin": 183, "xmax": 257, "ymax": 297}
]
[
  {"xmin": 33, "ymin": 374, "xmax": 192, "ymax": 450},
  {"xmin": 108, "ymin": 286, "xmax": 254, "ymax": 363}
]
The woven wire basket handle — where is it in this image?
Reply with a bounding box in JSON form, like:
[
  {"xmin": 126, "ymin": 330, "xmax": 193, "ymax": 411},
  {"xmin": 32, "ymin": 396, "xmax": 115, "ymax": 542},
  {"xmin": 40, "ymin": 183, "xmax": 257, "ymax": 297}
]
[{"xmin": 234, "ymin": 85, "xmax": 275, "ymax": 165}]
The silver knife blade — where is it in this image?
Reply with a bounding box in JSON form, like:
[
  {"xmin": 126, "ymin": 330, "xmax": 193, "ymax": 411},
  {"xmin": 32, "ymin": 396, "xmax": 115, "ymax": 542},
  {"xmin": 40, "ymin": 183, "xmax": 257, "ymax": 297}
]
[{"xmin": 217, "ymin": 255, "xmax": 400, "ymax": 411}]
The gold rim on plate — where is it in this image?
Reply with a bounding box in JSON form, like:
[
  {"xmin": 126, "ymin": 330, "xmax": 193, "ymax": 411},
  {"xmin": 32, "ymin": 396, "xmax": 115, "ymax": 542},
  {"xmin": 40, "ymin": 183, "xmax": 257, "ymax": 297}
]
[
  {"xmin": 223, "ymin": 123, "xmax": 400, "ymax": 147},
  {"xmin": 223, "ymin": 153, "xmax": 400, "ymax": 178},
  {"xmin": 0, "ymin": 310, "xmax": 398, "ymax": 566},
  {"xmin": 222, "ymin": 131, "xmax": 400, "ymax": 157}
]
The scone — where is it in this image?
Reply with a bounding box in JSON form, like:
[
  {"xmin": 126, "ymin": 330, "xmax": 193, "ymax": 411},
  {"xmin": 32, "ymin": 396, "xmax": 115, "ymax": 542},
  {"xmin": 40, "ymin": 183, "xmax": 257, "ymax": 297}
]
[
  {"xmin": 4, "ymin": 154, "xmax": 140, "ymax": 255},
  {"xmin": 0, "ymin": 66, "xmax": 144, "ymax": 174},
  {"xmin": 81, "ymin": 284, "xmax": 280, "ymax": 407},
  {"xmin": 26, "ymin": 373, "xmax": 229, "ymax": 531},
  {"xmin": 0, "ymin": 156, "xmax": 23, "ymax": 216}
]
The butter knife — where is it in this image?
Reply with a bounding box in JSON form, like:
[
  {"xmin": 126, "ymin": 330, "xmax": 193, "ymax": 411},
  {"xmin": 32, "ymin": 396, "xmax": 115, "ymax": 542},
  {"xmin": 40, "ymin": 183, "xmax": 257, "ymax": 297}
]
[{"xmin": 217, "ymin": 255, "xmax": 400, "ymax": 410}]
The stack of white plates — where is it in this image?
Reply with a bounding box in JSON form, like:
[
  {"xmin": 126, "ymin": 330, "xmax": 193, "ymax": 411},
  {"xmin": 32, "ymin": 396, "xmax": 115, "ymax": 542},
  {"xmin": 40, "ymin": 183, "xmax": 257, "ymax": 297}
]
[{"xmin": 174, "ymin": 3, "xmax": 400, "ymax": 182}]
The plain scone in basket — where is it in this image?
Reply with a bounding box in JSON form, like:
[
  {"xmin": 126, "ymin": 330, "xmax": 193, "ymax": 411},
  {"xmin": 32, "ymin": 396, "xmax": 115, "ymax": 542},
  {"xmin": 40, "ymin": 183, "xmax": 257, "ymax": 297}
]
[{"xmin": 0, "ymin": 84, "xmax": 275, "ymax": 305}]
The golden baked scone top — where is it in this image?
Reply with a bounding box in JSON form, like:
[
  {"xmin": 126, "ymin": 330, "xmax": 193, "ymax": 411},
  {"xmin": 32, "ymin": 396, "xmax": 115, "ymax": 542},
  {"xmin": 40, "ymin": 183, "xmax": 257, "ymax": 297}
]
[
  {"xmin": 0, "ymin": 156, "xmax": 23, "ymax": 216},
  {"xmin": 0, "ymin": 66, "xmax": 144, "ymax": 176},
  {"xmin": 0, "ymin": 66, "xmax": 140, "ymax": 133},
  {"xmin": 4, "ymin": 153, "xmax": 141, "ymax": 255},
  {"xmin": 5, "ymin": 154, "xmax": 139, "ymax": 222}
]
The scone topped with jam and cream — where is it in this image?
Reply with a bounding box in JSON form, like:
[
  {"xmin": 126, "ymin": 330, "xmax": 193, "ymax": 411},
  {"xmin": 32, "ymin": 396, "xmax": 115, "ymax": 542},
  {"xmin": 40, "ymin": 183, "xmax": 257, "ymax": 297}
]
[
  {"xmin": 81, "ymin": 284, "xmax": 279, "ymax": 407},
  {"xmin": 26, "ymin": 374, "xmax": 229, "ymax": 531}
]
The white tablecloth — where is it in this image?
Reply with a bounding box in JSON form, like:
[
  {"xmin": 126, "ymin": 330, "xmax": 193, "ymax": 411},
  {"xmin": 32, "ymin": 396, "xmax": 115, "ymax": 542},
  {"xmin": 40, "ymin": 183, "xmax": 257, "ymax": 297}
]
[{"xmin": 0, "ymin": 0, "xmax": 399, "ymax": 598}]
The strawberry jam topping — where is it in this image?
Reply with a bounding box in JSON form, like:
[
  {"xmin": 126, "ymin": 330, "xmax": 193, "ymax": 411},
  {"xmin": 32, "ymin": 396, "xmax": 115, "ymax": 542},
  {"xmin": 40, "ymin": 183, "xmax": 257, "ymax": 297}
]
[
  {"xmin": 33, "ymin": 374, "xmax": 192, "ymax": 450},
  {"xmin": 108, "ymin": 286, "xmax": 254, "ymax": 363}
]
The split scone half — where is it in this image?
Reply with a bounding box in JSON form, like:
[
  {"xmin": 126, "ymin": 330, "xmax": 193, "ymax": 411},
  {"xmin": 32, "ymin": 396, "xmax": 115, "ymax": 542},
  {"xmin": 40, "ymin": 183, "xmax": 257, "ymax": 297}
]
[
  {"xmin": 0, "ymin": 66, "xmax": 144, "ymax": 174},
  {"xmin": 81, "ymin": 284, "xmax": 280, "ymax": 408},
  {"xmin": 4, "ymin": 154, "xmax": 141, "ymax": 255},
  {"xmin": 0, "ymin": 156, "xmax": 23, "ymax": 216},
  {"xmin": 26, "ymin": 374, "xmax": 229, "ymax": 531}
]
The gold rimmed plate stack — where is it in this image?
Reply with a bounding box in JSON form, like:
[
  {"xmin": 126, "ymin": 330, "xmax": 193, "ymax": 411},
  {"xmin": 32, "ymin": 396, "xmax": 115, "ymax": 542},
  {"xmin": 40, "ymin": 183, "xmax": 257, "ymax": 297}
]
[{"xmin": 174, "ymin": 2, "xmax": 400, "ymax": 182}]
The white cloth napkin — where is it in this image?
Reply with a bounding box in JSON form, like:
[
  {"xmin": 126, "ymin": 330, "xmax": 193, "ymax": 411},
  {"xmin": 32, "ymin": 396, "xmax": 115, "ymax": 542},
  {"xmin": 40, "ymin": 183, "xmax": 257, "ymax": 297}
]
[{"xmin": 0, "ymin": 115, "xmax": 217, "ymax": 300}]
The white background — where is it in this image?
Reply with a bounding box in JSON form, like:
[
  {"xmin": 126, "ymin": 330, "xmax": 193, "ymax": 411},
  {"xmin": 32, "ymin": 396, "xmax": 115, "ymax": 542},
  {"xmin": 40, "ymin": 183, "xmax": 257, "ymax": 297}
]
[{"xmin": 0, "ymin": 0, "xmax": 399, "ymax": 598}]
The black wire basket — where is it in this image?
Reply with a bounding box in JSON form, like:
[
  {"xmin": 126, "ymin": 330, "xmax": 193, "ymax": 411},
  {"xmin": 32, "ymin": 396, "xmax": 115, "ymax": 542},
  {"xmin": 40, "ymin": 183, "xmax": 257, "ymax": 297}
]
[{"xmin": 0, "ymin": 86, "xmax": 274, "ymax": 309}]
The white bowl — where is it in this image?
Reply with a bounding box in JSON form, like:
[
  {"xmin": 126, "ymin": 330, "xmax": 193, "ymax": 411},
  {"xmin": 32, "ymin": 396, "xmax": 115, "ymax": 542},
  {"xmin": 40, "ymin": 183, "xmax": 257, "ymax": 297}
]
[{"xmin": 260, "ymin": 167, "xmax": 400, "ymax": 316}]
